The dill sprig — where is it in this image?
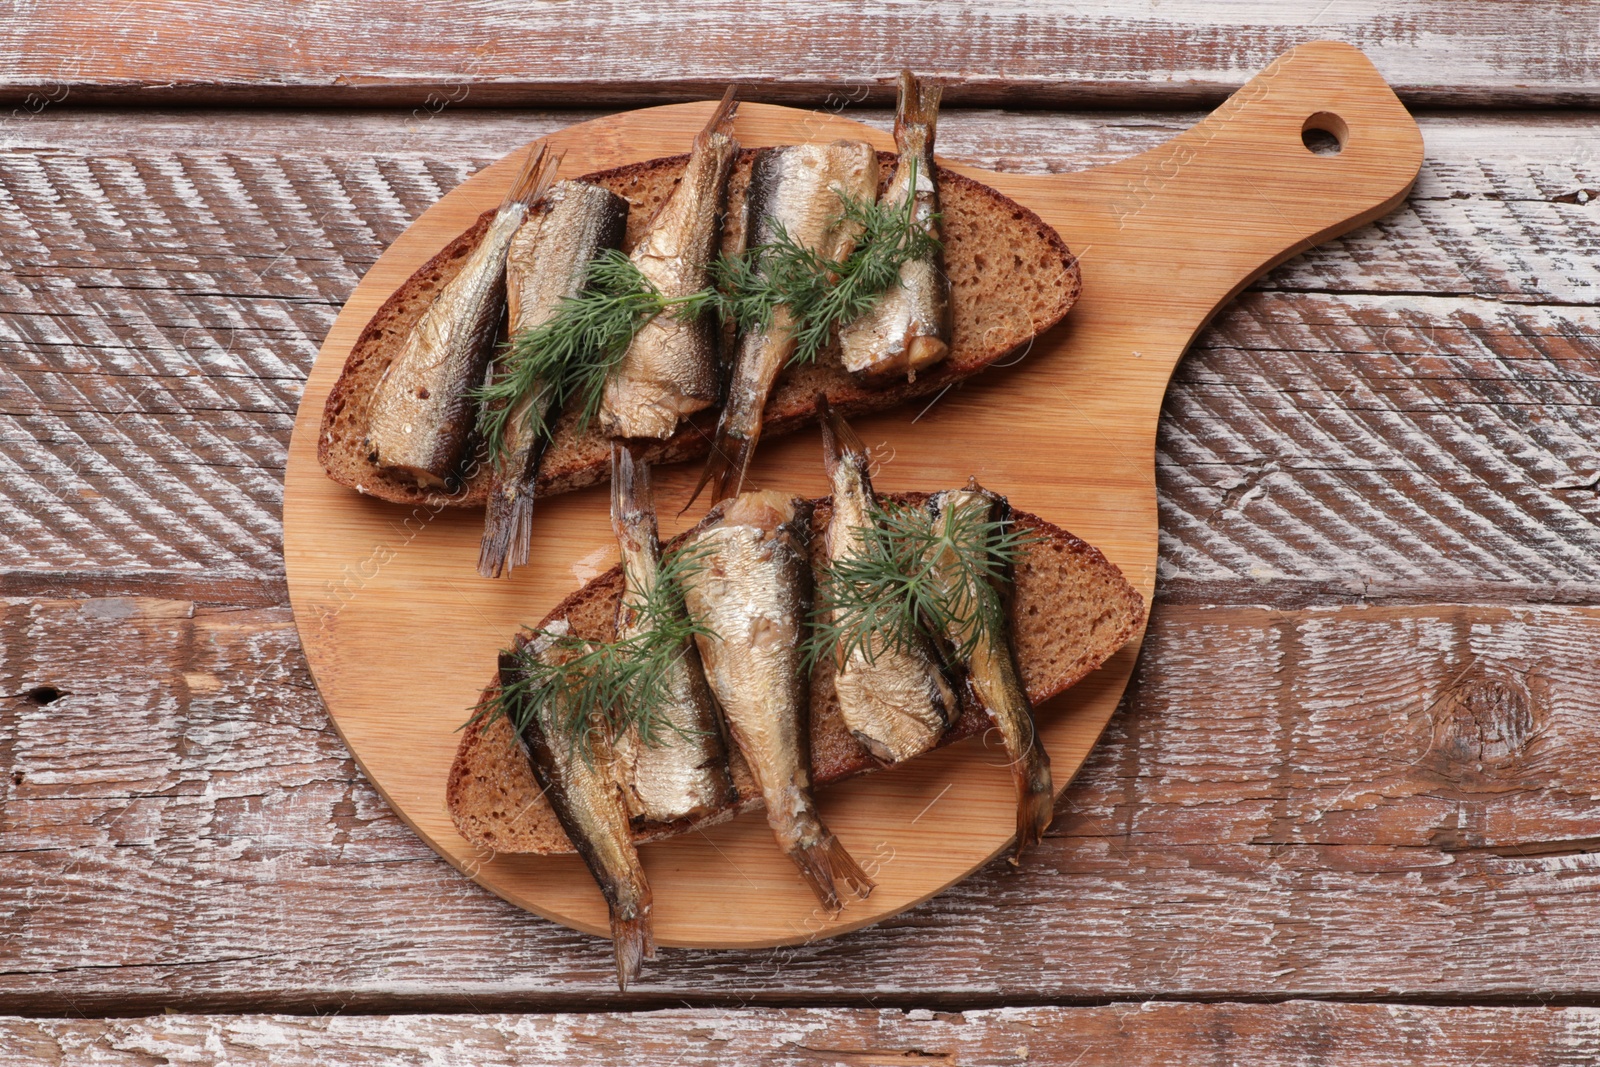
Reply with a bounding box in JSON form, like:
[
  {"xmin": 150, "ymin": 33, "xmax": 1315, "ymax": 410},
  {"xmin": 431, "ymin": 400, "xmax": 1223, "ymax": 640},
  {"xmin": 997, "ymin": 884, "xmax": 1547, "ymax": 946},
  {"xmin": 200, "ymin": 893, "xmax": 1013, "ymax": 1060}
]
[
  {"xmin": 468, "ymin": 542, "xmax": 714, "ymax": 755},
  {"xmin": 805, "ymin": 495, "xmax": 1037, "ymax": 670},
  {"xmin": 474, "ymin": 249, "xmax": 716, "ymax": 469},
  {"xmin": 716, "ymin": 157, "xmax": 942, "ymax": 365}
]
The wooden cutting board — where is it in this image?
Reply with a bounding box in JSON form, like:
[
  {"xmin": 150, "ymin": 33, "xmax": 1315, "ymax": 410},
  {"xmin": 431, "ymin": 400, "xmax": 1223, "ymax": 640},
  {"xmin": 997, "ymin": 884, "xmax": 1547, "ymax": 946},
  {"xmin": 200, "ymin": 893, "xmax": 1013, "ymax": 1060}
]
[{"xmin": 283, "ymin": 41, "xmax": 1422, "ymax": 950}]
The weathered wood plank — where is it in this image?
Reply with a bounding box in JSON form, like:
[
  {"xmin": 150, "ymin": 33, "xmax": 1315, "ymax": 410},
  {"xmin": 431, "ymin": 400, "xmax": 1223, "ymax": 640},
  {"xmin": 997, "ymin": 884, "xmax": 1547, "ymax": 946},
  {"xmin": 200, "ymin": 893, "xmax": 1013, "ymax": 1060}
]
[
  {"xmin": 1159, "ymin": 294, "xmax": 1600, "ymax": 605},
  {"xmin": 5, "ymin": 1003, "xmax": 1600, "ymax": 1066},
  {"xmin": 2, "ymin": 112, "xmax": 1597, "ymax": 601},
  {"xmin": 0, "ymin": 144, "xmax": 466, "ymax": 585},
  {"xmin": 3, "ymin": 107, "xmax": 1174, "ymax": 164},
  {"xmin": 8, "ymin": 596, "xmax": 1600, "ymax": 1010},
  {"xmin": 1, "ymin": 2, "xmax": 1596, "ymax": 108}
]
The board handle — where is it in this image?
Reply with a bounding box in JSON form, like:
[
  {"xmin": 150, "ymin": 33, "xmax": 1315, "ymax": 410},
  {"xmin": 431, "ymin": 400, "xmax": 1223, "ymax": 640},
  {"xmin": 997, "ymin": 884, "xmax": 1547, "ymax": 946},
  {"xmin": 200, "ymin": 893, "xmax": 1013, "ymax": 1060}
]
[{"xmin": 1028, "ymin": 40, "xmax": 1424, "ymax": 372}]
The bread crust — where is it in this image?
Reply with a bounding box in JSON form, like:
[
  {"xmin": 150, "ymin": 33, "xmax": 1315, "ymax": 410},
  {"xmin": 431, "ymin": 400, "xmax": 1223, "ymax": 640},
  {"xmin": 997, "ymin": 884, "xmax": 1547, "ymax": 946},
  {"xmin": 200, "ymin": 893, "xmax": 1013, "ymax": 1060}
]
[
  {"xmin": 319, "ymin": 151, "xmax": 1081, "ymax": 507},
  {"xmin": 446, "ymin": 493, "xmax": 1144, "ymax": 856}
]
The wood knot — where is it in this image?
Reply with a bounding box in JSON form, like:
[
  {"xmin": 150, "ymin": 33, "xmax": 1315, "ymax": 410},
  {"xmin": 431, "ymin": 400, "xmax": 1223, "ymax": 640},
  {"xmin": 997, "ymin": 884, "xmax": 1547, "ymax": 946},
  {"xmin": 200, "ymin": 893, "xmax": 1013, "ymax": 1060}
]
[{"xmin": 1430, "ymin": 666, "xmax": 1536, "ymax": 769}]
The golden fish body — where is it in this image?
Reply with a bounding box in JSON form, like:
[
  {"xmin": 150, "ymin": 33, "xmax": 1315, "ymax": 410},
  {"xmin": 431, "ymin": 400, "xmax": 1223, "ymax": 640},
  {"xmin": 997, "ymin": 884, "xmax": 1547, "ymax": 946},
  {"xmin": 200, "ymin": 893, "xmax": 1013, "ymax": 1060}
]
[
  {"xmin": 610, "ymin": 443, "xmax": 736, "ymax": 826},
  {"xmin": 366, "ymin": 148, "xmax": 555, "ymax": 488},
  {"xmin": 838, "ymin": 71, "xmax": 950, "ymax": 383},
  {"xmin": 681, "ymin": 491, "xmax": 874, "ymax": 910},
  {"xmin": 480, "ymin": 179, "xmax": 630, "ymax": 577},
  {"xmin": 599, "ymin": 91, "xmax": 739, "ymax": 440},
  {"xmin": 697, "ymin": 141, "xmax": 879, "ymax": 501},
  {"xmin": 926, "ymin": 482, "xmax": 1053, "ymax": 861},
  {"xmin": 820, "ymin": 405, "xmax": 955, "ymax": 763},
  {"xmin": 503, "ymin": 624, "xmax": 653, "ymax": 990}
]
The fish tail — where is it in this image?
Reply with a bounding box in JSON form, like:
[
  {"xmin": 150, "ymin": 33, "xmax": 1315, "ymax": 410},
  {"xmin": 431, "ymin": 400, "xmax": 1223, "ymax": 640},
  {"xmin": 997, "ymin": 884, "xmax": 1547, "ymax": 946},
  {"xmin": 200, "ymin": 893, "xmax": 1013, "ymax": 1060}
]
[
  {"xmin": 685, "ymin": 422, "xmax": 759, "ymax": 512},
  {"xmin": 893, "ymin": 70, "xmax": 941, "ymax": 153},
  {"xmin": 502, "ymin": 143, "xmax": 562, "ymax": 210},
  {"xmin": 791, "ymin": 834, "xmax": 876, "ymax": 912},
  {"xmin": 697, "ymin": 84, "xmax": 740, "ymax": 148},
  {"xmin": 609, "ymin": 908, "xmax": 656, "ymax": 991},
  {"xmin": 1009, "ymin": 747, "xmax": 1055, "ymax": 865},
  {"xmin": 478, "ymin": 481, "xmax": 536, "ymax": 578},
  {"xmin": 611, "ymin": 440, "xmax": 660, "ymax": 545},
  {"xmin": 816, "ymin": 393, "xmax": 870, "ymax": 478}
]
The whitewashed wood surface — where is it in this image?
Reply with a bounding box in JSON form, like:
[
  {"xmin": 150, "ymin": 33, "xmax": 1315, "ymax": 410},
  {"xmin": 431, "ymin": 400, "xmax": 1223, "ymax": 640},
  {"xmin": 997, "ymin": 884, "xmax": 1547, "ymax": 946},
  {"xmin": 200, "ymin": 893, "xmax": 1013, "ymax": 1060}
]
[
  {"xmin": 2, "ymin": 34, "xmax": 1599, "ymax": 1062},
  {"xmin": 0, "ymin": 2, "xmax": 1595, "ymax": 107}
]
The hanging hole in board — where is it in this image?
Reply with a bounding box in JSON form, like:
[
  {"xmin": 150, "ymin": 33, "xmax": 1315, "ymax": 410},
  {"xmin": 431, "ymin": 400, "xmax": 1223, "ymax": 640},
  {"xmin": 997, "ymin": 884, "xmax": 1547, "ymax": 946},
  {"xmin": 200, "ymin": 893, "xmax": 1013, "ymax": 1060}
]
[{"xmin": 1301, "ymin": 112, "xmax": 1347, "ymax": 156}]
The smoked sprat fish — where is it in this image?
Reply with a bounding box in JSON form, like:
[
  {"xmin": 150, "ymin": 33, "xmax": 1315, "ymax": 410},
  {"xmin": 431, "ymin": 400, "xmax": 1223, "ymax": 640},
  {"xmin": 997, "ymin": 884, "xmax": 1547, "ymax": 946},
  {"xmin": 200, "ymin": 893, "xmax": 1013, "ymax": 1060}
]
[
  {"xmin": 599, "ymin": 88, "xmax": 740, "ymax": 440},
  {"xmin": 610, "ymin": 442, "xmax": 738, "ymax": 826},
  {"xmin": 819, "ymin": 400, "xmax": 956, "ymax": 763},
  {"xmin": 479, "ymin": 178, "xmax": 630, "ymax": 578},
  {"xmin": 501, "ymin": 625, "xmax": 654, "ymax": 990},
  {"xmin": 838, "ymin": 71, "xmax": 950, "ymax": 383},
  {"xmin": 695, "ymin": 141, "xmax": 879, "ymax": 502},
  {"xmin": 926, "ymin": 482, "xmax": 1053, "ymax": 861},
  {"xmin": 680, "ymin": 491, "xmax": 875, "ymax": 909},
  {"xmin": 366, "ymin": 145, "xmax": 556, "ymax": 488}
]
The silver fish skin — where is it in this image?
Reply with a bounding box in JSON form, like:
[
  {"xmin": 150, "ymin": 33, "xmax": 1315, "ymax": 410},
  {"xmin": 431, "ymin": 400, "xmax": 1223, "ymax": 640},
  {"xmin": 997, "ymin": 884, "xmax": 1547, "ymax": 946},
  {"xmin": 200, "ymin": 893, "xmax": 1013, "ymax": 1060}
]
[
  {"xmin": 925, "ymin": 481, "xmax": 1053, "ymax": 862},
  {"xmin": 599, "ymin": 88, "xmax": 740, "ymax": 440},
  {"xmin": 479, "ymin": 179, "xmax": 630, "ymax": 578},
  {"xmin": 502, "ymin": 622, "xmax": 654, "ymax": 990},
  {"xmin": 610, "ymin": 442, "xmax": 737, "ymax": 826},
  {"xmin": 694, "ymin": 141, "xmax": 879, "ymax": 503},
  {"xmin": 367, "ymin": 146, "xmax": 556, "ymax": 488},
  {"xmin": 680, "ymin": 491, "xmax": 875, "ymax": 910},
  {"xmin": 838, "ymin": 71, "xmax": 950, "ymax": 384},
  {"xmin": 818, "ymin": 401, "xmax": 956, "ymax": 763}
]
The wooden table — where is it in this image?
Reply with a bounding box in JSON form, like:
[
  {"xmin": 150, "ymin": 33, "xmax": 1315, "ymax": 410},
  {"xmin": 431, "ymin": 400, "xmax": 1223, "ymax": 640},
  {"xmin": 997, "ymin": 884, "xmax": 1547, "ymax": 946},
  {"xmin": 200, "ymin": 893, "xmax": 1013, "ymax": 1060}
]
[{"xmin": 3, "ymin": 5, "xmax": 1599, "ymax": 1063}]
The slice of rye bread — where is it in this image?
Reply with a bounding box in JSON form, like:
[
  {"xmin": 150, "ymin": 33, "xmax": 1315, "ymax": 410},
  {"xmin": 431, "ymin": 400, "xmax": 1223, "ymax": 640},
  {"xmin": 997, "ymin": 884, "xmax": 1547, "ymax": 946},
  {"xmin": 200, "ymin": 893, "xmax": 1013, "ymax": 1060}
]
[
  {"xmin": 319, "ymin": 150, "xmax": 1080, "ymax": 507},
  {"xmin": 447, "ymin": 492, "xmax": 1145, "ymax": 855}
]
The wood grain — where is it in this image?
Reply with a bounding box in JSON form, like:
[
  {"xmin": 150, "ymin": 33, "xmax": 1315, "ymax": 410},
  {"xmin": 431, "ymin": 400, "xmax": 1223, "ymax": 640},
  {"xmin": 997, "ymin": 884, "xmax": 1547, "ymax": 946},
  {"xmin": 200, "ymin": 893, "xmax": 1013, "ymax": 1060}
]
[
  {"xmin": 10, "ymin": 597, "xmax": 1600, "ymax": 1011},
  {"xmin": 2, "ymin": 112, "xmax": 1595, "ymax": 605},
  {"xmin": 5, "ymin": 1003, "xmax": 1600, "ymax": 1066},
  {"xmin": 1161, "ymin": 291, "xmax": 1600, "ymax": 605},
  {"xmin": 1, "ymin": 2, "xmax": 1597, "ymax": 108}
]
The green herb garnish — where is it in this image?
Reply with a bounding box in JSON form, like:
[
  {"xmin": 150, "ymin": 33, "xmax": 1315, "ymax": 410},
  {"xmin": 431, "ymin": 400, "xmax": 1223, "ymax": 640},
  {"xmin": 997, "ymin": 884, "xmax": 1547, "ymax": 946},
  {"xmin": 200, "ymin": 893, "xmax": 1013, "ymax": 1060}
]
[
  {"xmin": 718, "ymin": 158, "xmax": 941, "ymax": 365},
  {"xmin": 805, "ymin": 494, "xmax": 1037, "ymax": 671},
  {"xmin": 468, "ymin": 542, "xmax": 714, "ymax": 755},
  {"xmin": 473, "ymin": 249, "xmax": 717, "ymax": 469}
]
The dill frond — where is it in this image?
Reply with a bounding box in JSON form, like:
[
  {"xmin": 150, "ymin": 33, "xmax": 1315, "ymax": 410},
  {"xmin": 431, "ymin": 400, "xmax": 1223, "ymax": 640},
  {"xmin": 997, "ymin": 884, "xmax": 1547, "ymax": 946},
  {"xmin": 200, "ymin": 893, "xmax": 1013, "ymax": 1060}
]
[
  {"xmin": 805, "ymin": 495, "xmax": 1037, "ymax": 671},
  {"xmin": 713, "ymin": 157, "xmax": 942, "ymax": 366},
  {"xmin": 466, "ymin": 541, "xmax": 715, "ymax": 757},
  {"xmin": 474, "ymin": 249, "xmax": 714, "ymax": 470}
]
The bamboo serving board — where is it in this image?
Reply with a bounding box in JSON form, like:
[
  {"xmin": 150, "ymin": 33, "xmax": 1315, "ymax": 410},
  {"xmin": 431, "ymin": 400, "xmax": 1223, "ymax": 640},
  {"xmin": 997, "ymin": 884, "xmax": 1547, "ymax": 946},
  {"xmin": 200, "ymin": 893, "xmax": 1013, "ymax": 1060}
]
[{"xmin": 283, "ymin": 41, "xmax": 1422, "ymax": 950}]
